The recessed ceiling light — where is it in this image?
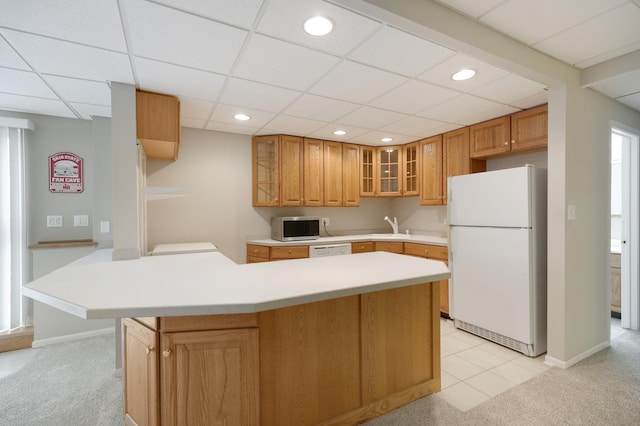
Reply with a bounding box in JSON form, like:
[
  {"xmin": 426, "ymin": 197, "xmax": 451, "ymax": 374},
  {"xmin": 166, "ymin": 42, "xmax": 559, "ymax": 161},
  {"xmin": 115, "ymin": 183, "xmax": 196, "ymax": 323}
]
[
  {"xmin": 234, "ymin": 113, "xmax": 250, "ymax": 121},
  {"xmin": 333, "ymin": 130, "xmax": 346, "ymax": 136},
  {"xmin": 303, "ymin": 16, "xmax": 334, "ymax": 36},
  {"xmin": 381, "ymin": 137, "xmax": 393, "ymax": 143},
  {"xmin": 451, "ymin": 69, "xmax": 476, "ymax": 81}
]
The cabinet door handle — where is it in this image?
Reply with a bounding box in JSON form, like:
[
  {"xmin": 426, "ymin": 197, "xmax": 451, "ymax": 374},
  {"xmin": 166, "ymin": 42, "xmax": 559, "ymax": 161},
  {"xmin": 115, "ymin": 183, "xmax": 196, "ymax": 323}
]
[
  {"xmin": 145, "ymin": 345, "xmax": 155, "ymax": 355},
  {"xmin": 163, "ymin": 350, "xmax": 172, "ymax": 358},
  {"xmin": 511, "ymin": 140, "xmax": 516, "ymax": 144},
  {"xmin": 503, "ymin": 141, "xmax": 509, "ymax": 145}
]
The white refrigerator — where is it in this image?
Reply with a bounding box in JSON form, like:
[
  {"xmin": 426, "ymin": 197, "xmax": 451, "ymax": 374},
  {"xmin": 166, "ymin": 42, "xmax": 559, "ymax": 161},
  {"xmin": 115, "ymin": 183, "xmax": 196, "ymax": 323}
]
[{"xmin": 448, "ymin": 165, "xmax": 547, "ymax": 356}]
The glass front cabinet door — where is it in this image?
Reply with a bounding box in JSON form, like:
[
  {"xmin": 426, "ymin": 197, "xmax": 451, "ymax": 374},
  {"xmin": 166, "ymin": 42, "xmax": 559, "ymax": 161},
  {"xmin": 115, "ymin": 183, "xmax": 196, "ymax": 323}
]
[
  {"xmin": 252, "ymin": 135, "xmax": 280, "ymax": 206},
  {"xmin": 378, "ymin": 146, "xmax": 402, "ymax": 197}
]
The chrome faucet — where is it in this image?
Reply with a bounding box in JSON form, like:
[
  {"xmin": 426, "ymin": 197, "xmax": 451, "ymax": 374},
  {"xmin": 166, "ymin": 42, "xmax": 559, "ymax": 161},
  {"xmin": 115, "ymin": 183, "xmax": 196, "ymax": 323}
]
[{"xmin": 384, "ymin": 216, "xmax": 399, "ymax": 234}]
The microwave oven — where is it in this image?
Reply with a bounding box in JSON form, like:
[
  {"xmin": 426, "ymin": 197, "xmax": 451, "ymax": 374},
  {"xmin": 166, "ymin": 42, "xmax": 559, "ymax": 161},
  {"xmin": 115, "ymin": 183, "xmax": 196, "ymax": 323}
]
[{"xmin": 271, "ymin": 216, "xmax": 320, "ymax": 241}]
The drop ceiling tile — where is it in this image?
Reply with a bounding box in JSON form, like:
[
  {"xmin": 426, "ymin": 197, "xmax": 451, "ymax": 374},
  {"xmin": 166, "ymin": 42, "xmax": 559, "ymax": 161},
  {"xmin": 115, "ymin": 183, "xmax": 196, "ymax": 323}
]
[
  {"xmin": 533, "ymin": 3, "xmax": 640, "ymax": 67},
  {"xmin": 471, "ymin": 74, "xmax": 547, "ymax": 104},
  {"xmin": 417, "ymin": 94, "xmax": 506, "ymax": 125},
  {"xmin": 71, "ymin": 102, "xmax": 111, "ymax": 120},
  {"xmin": 256, "ymin": 0, "xmax": 381, "ymax": 56},
  {"xmin": 309, "ymin": 60, "xmax": 407, "ymax": 104},
  {"xmin": 590, "ymin": 69, "xmax": 640, "ymax": 98},
  {"xmin": 0, "ymin": 68, "xmax": 56, "ymax": 99},
  {"xmin": 307, "ymin": 124, "xmax": 371, "ymax": 141},
  {"xmin": 283, "ymin": 94, "xmax": 359, "ymax": 122},
  {"xmin": 152, "ymin": 0, "xmax": 263, "ymax": 28},
  {"xmin": 510, "ymin": 91, "xmax": 548, "ymax": 110},
  {"xmin": 181, "ymin": 117, "xmax": 207, "ymax": 129},
  {"xmin": 380, "ymin": 116, "xmax": 455, "ymax": 137},
  {"xmin": 205, "ymin": 121, "xmax": 259, "ymax": 135},
  {"xmin": 2, "ymin": 30, "xmax": 134, "ymax": 83},
  {"xmin": 135, "ymin": 58, "xmax": 226, "ymax": 101},
  {"xmin": 42, "ymin": 75, "xmax": 111, "ymax": 105},
  {"xmin": 349, "ymin": 130, "xmax": 414, "ymax": 146},
  {"xmin": 124, "ymin": 0, "xmax": 247, "ymax": 74},
  {"xmin": 370, "ymin": 80, "xmax": 459, "ymax": 114},
  {"xmin": 480, "ymin": 0, "xmax": 627, "ymax": 45},
  {"xmin": 210, "ymin": 104, "xmax": 275, "ymax": 128},
  {"xmin": 336, "ymin": 106, "xmax": 406, "ymax": 129},
  {"xmin": 220, "ymin": 78, "xmax": 301, "ymax": 113},
  {"xmin": 349, "ymin": 26, "xmax": 455, "ymax": 77},
  {"xmin": 0, "ymin": 38, "xmax": 30, "ymax": 70},
  {"xmin": 0, "ymin": 0, "xmax": 127, "ymax": 51},
  {"xmin": 463, "ymin": 104, "xmax": 520, "ymax": 126},
  {"xmin": 179, "ymin": 98, "xmax": 214, "ymax": 120},
  {"xmin": 617, "ymin": 92, "xmax": 640, "ymax": 110},
  {"xmin": 262, "ymin": 114, "xmax": 327, "ymax": 136},
  {"xmin": 434, "ymin": 0, "xmax": 508, "ymax": 19},
  {"xmin": 234, "ymin": 34, "xmax": 340, "ymax": 91},
  {"xmin": 418, "ymin": 53, "xmax": 509, "ymax": 92},
  {"xmin": 0, "ymin": 93, "xmax": 77, "ymax": 118}
]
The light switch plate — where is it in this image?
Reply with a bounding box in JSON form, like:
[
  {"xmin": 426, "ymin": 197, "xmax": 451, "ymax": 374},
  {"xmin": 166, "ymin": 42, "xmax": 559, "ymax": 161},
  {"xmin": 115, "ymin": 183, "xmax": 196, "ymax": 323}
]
[
  {"xmin": 74, "ymin": 215, "xmax": 89, "ymax": 227},
  {"xmin": 100, "ymin": 221, "xmax": 110, "ymax": 233},
  {"xmin": 568, "ymin": 205, "xmax": 576, "ymax": 221}
]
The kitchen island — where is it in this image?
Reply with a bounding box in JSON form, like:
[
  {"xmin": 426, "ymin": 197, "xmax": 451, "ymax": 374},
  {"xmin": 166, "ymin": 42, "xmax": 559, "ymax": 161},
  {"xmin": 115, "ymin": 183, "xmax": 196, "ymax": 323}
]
[{"xmin": 24, "ymin": 249, "xmax": 449, "ymax": 425}]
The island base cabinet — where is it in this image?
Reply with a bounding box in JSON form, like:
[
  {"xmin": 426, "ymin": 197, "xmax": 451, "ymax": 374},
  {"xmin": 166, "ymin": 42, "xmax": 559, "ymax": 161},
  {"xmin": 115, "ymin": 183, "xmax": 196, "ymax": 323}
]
[
  {"xmin": 160, "ymin": 329, "xmax": 259, "ymax": 426},
  {"xmin": 123, "ymin": 318, "xmax": 159, "ymax": 426},
  {"xmin": 123, "ymin": 283, "xmax": 440, "ymax": 426}
]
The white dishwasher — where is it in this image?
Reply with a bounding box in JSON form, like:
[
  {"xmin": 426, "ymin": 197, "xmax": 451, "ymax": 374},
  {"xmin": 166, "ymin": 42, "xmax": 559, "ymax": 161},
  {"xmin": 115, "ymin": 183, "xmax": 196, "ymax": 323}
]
[{"xmin": 309, "ymin": 243, "xmax": 352, "ymax": 258}]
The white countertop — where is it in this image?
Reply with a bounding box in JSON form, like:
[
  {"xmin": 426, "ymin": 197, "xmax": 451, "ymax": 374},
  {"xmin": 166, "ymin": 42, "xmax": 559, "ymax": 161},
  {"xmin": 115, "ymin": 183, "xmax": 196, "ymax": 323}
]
[
  {"xmin": 149, "ymin": 241, "xmax": 218, "ymax": 255},
  {"xmin": 23, "ymin": 249, "xmax": 450, "ymax": 320},
  {"xmin": 247, "ymin": 233, "xmax": 448, "ymax": 247}
]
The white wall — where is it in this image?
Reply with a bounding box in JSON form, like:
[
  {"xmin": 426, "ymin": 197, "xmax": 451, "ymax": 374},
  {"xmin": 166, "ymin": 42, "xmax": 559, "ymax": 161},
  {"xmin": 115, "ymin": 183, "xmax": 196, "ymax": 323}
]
[{"xmin": 146, "ymin": 128, "xmax": 424, "ymax": 264}]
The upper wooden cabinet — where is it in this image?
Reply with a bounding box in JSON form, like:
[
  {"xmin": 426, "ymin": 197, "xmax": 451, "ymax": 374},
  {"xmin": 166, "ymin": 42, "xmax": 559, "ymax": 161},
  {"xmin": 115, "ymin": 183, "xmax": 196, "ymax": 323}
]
[
  {"xmin": 403, "ymin": 142, "xmax": 419, "ymax": 196},
  {"xmin": 280, "ymin": 136, "xmax": 304, "ymax": 206},
  {"xmin": 469, "ymin": 115, "xmax": 511, "ymax": 158},
  {"xmin": 419, "ymin": 135, "xmax": 443, "ymax": 206},
  {"xmin": 443, "ymin": 127, "xmax": 486, "ymax": 204},
  {"xmin": 378, "ymin": 146, "xmax": 402, "ymax": 197},
  {"xmin": 470, "ymin": 104, "xmax": 548, "ymax": 159},
  {"xmin": 303, "ymin": 138, "xmax": 324, "ymax": 206},
  {"xmin": 342, "ymin": 143, "xmax": 360, "ymax": 206},
  {"xmin": 136, "ymin": 90, "xmax": 180, "ymax": 161},
  {"xmin": 510, "ymin": 104, "xmax": 548, "ymax": 153},
  {"xmin": 252, "ymin": 135, "xmax": 303, "ymax": 207},
  {"xmin": 360, "ymin": 146, "xmax": 377, "ymax": 197},
  {"xmin": 324, "ymin": 141, "xmax": 343, "ymax": 206},
  {"xmin": 252, "ymin": 135, "xmax": 281, "ymax": 206}
]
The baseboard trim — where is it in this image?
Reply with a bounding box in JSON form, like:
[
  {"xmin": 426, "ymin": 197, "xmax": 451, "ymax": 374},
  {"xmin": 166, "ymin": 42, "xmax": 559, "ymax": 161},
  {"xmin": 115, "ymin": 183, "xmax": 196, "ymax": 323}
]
[
  {"xmin": 544, "ymin": 339, "xmax": 610, "ymax": 369},
  {"xmin": 32, "ymin": 327, "xmax": 115, "ymax": 348}
]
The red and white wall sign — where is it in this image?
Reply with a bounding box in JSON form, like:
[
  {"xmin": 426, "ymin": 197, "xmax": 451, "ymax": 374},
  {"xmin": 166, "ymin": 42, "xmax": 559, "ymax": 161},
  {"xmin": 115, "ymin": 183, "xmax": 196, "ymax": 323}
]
[{"xmin": 49, "ymin": 152, "xmax": 84, "ymax": 193}]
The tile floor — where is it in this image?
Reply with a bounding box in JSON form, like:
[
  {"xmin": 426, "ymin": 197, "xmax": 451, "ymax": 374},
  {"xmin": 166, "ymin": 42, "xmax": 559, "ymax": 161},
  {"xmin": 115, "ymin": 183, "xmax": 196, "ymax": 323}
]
[{"xmin": 436, "ymin": 317, "xmax": 628, "ymax": 411}]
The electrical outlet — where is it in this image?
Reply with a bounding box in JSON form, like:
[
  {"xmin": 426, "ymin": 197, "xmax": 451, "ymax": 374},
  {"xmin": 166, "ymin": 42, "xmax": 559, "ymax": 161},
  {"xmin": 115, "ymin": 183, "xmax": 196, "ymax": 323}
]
[
  {"xmin": 46, "ymin": 215, "xmax": 63, "ymax": 227},
  {"xmin": 322, "ymin": 217, "xmax": 330, "ymax": 226}
]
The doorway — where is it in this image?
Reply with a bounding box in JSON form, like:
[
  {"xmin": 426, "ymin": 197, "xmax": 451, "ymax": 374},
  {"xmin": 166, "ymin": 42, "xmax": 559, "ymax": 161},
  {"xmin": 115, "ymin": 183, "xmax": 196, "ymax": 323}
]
[{"xmin": 610, "ymin": 124, "xmax": 640, "ymax": 331}]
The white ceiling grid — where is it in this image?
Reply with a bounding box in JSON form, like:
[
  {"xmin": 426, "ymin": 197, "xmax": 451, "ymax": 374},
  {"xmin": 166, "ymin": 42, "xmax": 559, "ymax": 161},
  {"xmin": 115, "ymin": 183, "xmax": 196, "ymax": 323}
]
[{"xmin": 0, "ymin": 0, "xmax": 638, "ymax": 144}]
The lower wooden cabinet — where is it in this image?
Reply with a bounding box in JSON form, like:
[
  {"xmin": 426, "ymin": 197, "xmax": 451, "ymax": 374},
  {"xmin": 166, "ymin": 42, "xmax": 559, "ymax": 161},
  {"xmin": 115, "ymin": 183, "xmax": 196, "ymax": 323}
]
[
  {"xmin": 374, "ymin": 241, "xmax": 404, "ymax": 253},
  {"xmin": 351, "ymin": 241, "xmax": 374, "ymax": 253},
  {"xmin": 404, "ymin": 242, "xmax": 450, "ymax": 317},
  {"xmin": 246, "ymin": 244, "xmax": 308, "ymax": 263},
  {"xmin": 611, "ymin": 253, "xmax": 621, "ymax": 314},
  {"xmin": 160, "ymin": 329, "xmax": 259, "ymax": 425}
]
